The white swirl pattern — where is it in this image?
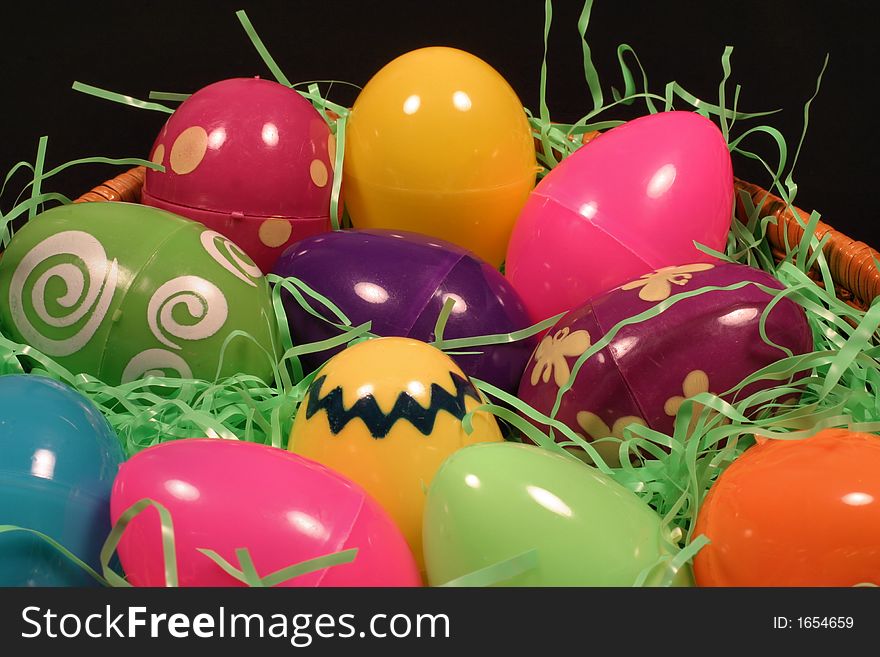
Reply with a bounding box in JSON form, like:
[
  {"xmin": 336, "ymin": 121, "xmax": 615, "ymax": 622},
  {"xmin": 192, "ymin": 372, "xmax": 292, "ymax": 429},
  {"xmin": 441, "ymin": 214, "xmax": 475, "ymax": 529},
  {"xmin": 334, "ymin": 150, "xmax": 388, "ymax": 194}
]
[
  {"xmin": 147, "ymin": 275, "xmax": 228, "ymax": 349},
  {"xmin": 8, "ymin": 231, "xmax": 118, "ymax": 356},
  {"xmin": 121, "ymin": 348, "xmax": 194, "ymax": 383},
  {"xmin": 199, "ymin": 230, "xmax": 262, "ymax": 287}
]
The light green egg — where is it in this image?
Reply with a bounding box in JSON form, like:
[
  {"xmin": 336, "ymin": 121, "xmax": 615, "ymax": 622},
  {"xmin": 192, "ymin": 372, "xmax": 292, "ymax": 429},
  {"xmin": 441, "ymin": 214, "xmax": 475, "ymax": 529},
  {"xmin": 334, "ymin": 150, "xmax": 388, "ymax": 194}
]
[{"xmin": 423, "ymin": 442, "xmax": 693, "ymax": 586}]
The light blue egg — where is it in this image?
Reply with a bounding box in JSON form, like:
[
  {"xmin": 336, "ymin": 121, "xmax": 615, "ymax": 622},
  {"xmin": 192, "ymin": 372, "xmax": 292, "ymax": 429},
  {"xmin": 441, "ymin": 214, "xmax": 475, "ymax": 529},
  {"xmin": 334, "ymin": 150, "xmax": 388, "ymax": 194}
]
[{"xmin": 0, "ymin": 374, "xmax": 124, "ymax": 586}]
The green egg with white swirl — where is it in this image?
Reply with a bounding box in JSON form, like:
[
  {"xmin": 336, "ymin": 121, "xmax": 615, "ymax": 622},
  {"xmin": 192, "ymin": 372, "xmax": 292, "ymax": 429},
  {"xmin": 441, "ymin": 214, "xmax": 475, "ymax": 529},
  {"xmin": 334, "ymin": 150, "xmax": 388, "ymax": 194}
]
[{"xmin": 0, "ymin": 202, "xmax": 279, "ymax": 384}]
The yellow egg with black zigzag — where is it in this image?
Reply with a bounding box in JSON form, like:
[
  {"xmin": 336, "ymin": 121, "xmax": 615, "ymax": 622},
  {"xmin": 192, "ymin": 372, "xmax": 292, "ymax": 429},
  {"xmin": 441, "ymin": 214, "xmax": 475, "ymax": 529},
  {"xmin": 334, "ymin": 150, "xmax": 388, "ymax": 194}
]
[{"xmin": 288, "ymin": 337, "xmax": 503, "ymax": 570}]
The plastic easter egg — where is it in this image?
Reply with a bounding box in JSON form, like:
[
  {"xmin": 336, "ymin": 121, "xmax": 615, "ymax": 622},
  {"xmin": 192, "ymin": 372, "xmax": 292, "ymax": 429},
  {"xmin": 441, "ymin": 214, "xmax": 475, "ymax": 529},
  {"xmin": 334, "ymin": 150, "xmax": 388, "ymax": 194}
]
[
  {"xmin": 110, "ymin": 439, "xmax": 420, "ymax": 587},
  {"xmin": 506, "ymin": 111, "xmax": 734, "ymax": 322},
  {"xmin": 423, "ymin": 442, "xmax": 692, "ymax": 586},
  {"xmin": 142, "ymin": 78, "xmax": 335, "ymax": 272},
  {"xmin": 0, "ymin": 202, "xmax": 278, "ymax": 385},
  {"xmin": 344, "ymin": 47, "xmax": 537, "ymax": 265},
  {"xmin": 0, "ymin": 375, "xmax": 124, "ymax": 586},
  {"xmin": 288, "ymin": 337, "xmax": 503, "ymax": 569},
  {"xmin": 517, "ymin": 261, "xmax": 812, "ymax": 466},
  {"xmin": 694, "ymin": 429, "xmax": 880, "ymax": 586},
  {"xmin": 273, "ymin": 228, "xmax": 534, "ymax": 392}
]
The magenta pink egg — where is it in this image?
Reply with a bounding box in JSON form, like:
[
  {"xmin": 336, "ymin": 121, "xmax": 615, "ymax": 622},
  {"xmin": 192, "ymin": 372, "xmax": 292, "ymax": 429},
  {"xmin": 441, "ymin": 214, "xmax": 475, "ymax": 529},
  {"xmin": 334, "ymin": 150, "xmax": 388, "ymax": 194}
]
[
  {"xmin": 110, "ymin": 440, "xmax": 421, "ymax": 587},
  {"xmin": 505, "ymin": 111, "xmax": 734, "ymax": 323},
  {"xmin": 142, "ymin": 78, "xmax": 336, "ymax": 272}
]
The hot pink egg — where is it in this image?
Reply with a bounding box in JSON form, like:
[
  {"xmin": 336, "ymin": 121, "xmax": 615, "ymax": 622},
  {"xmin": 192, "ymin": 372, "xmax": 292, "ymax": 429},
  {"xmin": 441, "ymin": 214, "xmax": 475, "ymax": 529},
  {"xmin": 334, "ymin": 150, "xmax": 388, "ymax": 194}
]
[
  {"xmin": 142, "ymin": 77, "xmax": 336, "ymax": 272},
  {"xmin": 505, "ymin": 111, "xmax": 733, "ymax": 322},
  {"xmin": 110, "ymin": 439, "xmax": 421, "ymax": 587}
]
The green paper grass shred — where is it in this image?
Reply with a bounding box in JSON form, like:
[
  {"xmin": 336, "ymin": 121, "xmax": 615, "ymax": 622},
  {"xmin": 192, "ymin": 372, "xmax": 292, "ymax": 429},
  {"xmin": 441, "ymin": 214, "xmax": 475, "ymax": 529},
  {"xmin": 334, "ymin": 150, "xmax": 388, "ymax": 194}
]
[
  {"xmin": 1, "ymin": 498, "xmax": 358, "ymax": 588},
  {"xmin": 2, "ymin": 2, "xmax": 879, "ymax": 588},
  {"xmin": 439, "ymin": 549, "xmax": 539, "ymax": 587}
]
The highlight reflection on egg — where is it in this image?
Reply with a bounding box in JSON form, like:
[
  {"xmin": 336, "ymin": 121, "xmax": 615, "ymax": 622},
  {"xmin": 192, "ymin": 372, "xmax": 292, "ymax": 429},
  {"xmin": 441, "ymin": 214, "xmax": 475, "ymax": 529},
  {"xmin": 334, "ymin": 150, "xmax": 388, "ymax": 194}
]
[
  {"xmin": 142, "ymin": 77, "xmax": 336, "ymax": 272},
  {"xmin": 506, "ymin": 111, "xmax": 734, "ymax": 322},
  {"xmin": 517, "ymin": 261, "xmax": 813, "ymax": 466},
  {"xmin": 288, "ymin": 337, "xmax": 503, "ymax": 570},
  {"xmin": 0, "ymin": 202, "xmax": 278, "ymax": 385},
  {"xmin": 0, "ymin": 375, "xmax": 124, "ymax": 586},
  {"xmin": 423, "ymin": 442, "xmax": 692, "ymax": 586},
  {"xmin": 343, "ymin": 47, "xmax": 538, "ymax": 265},
  {"xmin": 111, "ymin": 439, "xmax": 421, "ymax": 587},
  {"xmin": 694, "ymin": 429, "xmax": 880, "ymax": 586},
  {"xmin": 273, "ymin": 229, "xmax": 535, "ymax": 393}
]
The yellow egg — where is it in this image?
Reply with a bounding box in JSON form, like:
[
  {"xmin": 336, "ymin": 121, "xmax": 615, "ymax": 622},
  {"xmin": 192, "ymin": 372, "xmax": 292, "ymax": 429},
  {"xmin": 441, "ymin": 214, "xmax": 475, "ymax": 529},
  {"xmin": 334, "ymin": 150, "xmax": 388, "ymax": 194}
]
[
  {"xmin": 288, "ymin": 337, "xmax": 503, "ymax": 569},
  {"xmin": 343, "ymin": 47, "xmax": 538, "ymax": 265}
]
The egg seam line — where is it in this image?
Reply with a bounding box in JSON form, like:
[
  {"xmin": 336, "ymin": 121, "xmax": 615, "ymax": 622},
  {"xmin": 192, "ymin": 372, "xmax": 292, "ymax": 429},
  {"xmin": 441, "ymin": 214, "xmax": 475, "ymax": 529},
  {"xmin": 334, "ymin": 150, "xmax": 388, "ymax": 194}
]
[
  {"xmin": 314, "ymin": 492, "xmax": 365, "ymax": 587},
  {"xmin": 529, "ymin": 190, "xmax": 660, "ymax": 274},
  {"xmin": 589, "ymin": 299, "xmax": 655, "ymax": 442},
  {"xmin": 403, "ymin": 252, "xmax": 469, "ymax": 341},
  {"xmin": 341, "ymin": 172, "xmax": 539, "ymax": 195},
  {"xmin": 93, "ymin": 221, "xmax": 192, "ymax": 380},
  {"xmin": 141, "ymin": 187, "xmax": 333, "ymax": 221}
]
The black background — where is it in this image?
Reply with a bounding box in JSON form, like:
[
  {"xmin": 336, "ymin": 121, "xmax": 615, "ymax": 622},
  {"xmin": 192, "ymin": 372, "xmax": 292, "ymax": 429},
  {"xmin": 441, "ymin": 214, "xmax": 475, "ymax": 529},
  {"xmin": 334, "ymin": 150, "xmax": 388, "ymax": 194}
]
[
  {"xmin": 1, "ymin": 1, "xmax": 876, "ymax": 243},
  {"xmin": 0, "ymin": 2, "xmax": 878, "ymax": 644}
]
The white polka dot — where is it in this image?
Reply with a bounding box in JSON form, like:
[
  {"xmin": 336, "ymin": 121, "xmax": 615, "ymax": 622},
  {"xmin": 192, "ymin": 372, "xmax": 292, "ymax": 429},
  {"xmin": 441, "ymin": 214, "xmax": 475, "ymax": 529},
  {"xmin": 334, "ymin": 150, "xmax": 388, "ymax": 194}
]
[
  {"xmin": 258, "ymin": 217, "xmax": 292, "ymax": 247},
  {"xmin": 170, "ymin": 126, "xmax": 208, "ymax": 175},
  {"xmin": 310, "ymin": 159, "xmax": 329, "ymax": 187},
  {"xmin": 151, "ymin": 143, "xmax": 165, "ymax": 166},
  {"xmin": 327, "ymin": 134, "xmax": 337, "ymax": 170}
]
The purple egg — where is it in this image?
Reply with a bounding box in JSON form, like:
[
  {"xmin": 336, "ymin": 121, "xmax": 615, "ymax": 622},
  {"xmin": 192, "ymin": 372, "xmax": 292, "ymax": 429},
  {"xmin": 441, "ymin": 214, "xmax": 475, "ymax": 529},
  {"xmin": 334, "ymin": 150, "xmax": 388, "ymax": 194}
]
[
  {"xmin": 273, "ymin": 229, "xmax": 535, "ymax": 393},
  {"xmin": 517, "ymin": 261, "xmax": 814, "ymax": 465}
]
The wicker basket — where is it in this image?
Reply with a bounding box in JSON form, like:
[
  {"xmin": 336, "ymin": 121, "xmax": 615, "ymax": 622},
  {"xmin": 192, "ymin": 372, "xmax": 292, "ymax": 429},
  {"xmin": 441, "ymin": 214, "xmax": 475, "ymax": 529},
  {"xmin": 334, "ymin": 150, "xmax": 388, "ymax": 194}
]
[{"xmin": 72, "ymin": 165, "xmax": 880, "ymax": 310}]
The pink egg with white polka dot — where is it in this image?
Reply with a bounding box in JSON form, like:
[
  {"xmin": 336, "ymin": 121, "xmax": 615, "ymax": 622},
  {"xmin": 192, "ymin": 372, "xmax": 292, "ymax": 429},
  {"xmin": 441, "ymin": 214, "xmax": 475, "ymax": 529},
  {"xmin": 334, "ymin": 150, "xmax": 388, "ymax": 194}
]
[{"xmin": 142, "ymin": 77, "xmax": 337, "ymax": 272}]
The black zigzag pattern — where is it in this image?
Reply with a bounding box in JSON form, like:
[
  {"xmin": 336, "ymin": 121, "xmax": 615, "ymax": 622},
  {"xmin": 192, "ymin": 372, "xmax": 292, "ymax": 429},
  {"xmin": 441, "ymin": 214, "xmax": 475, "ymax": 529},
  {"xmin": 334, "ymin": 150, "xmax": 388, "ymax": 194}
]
[{"xmin": 304, "ymin": 372, "xmax": 482, "ymax": 438}]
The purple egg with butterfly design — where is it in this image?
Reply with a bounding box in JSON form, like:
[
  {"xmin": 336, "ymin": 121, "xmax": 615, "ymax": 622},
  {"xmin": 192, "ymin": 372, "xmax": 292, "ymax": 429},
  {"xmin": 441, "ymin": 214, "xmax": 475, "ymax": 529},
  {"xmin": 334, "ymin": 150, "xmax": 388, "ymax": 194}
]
[
  {"xmin": 517, "ymin": 261, "xmax": 814, "ymax": 465},
  {"xmin": 272, "ymin": 229, "xmax": 535, "ymax": 393}
]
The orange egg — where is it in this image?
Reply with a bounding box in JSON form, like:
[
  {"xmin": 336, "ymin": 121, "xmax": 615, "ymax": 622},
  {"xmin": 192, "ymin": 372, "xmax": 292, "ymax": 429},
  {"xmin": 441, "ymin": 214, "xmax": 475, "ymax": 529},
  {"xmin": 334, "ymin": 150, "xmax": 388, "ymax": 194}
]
[{"xmin": 694, "ymin": 429, "xmax": 880, "ymax": 586}]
